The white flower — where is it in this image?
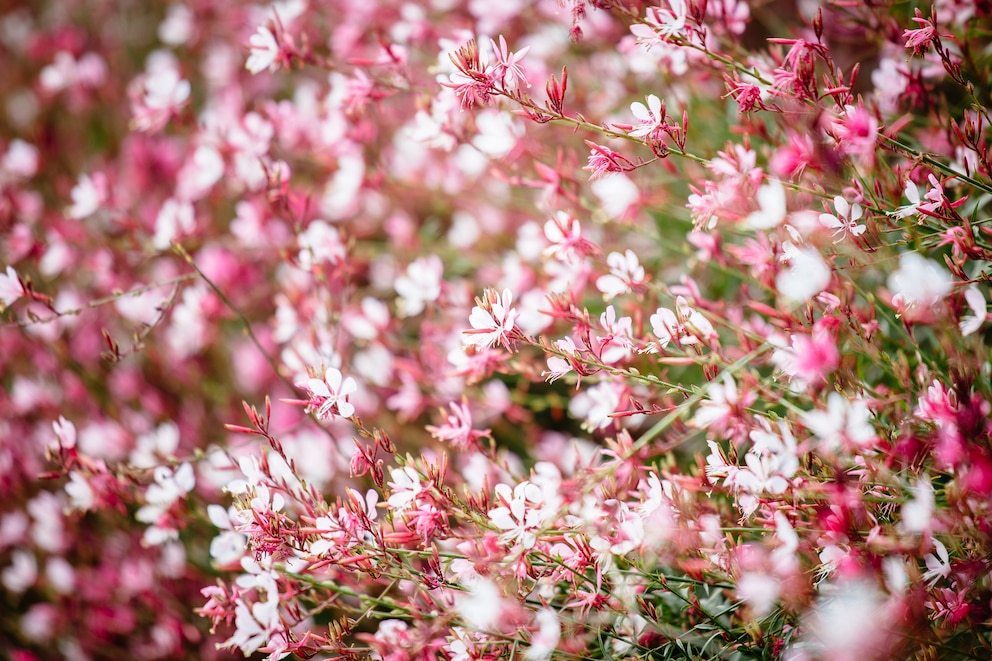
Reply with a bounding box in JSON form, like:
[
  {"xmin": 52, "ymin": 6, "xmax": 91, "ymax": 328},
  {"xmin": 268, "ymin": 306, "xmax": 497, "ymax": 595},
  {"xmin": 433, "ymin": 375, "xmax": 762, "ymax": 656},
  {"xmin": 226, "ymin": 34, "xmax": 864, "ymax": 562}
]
[
  {"xmin": 543, "ymin": 337, "xmax": 576, "ymax": 383},
  {"xmin": 143, "ymin": 65, "xmax": 191, "ymax": 111},
  {"xmin": 596, "ymin": 249, "xmax": 645, "ymax": 300},
  {"xmin": 456, "ymin": 578, "xmax": 503, "ymax": 631},
  {"xmin": 471, "ymin": 110, "xmax": 524, "ymax": 158},
  {"xmin": 297, "ymin": 219, "xmax": 346, "ymax": 269},
  {"xmin": 802, "ymin": 393, "xmax": 876, "ymax": 452},
  {"xmin": 464, "ymin": 288, "xmax": 518, "ymax": 350},
  {"xmin": 745, "ymin": 179, "xmax": 787, "ymax": 229},
  {"xmin": 737, "ymin": 571, "xmax": 780, "ymax": 617},
  {"xmin": 692, "ymin": 373, "xmax": 738, "ymax": 428},
  {"xmin": 488, "ymin": 481, "xmax": 546, "ymax": 549},
  {"xmin": 65, "ymin": 472, "xmax": 95, "ymax": 511},
  {"xmin": 245, "ymin": 26, "xmax": 280, "ymax": 75},
  {"xmin": 305, "ymin": 367, "xmax": 357, "ymax": 419},
  {"xmin": 819, "ymin": 195, "xmax": 865, "ymax": 239},
  {"xmin": 394, "ymin": 255, "xmax": 443, "ymax": 317},
  {"xmin": 923, "ymin": 539, "xmax": 951, "ymax": 584},
  {"xmin": 66, "ymin": 173, "xmax": 106, "ymax": 219},
  {"xmin": 676, "ymin": 296, "xmax": 716, "ymax": 344},
  {"xmin": 630, "ymin": 1, "xmax": 687, "ymax": 43},
  {"xmin": 888, "ymin": 252, "xmax": 953, "ymax": 308},
  {"xmin": 524, "ymin": 608, "xmax": 561, "ymax": 660},
  {"xmin": 628, "ymin": 94, "xmax": 665, "ymax": 138},
  {"xmin": 889, "ymin": 180, "xmax": 922, "ymax": 219},
  {"xmin": 136, "ymin": 463, "xmax": 195, "ymax": 545},
  {"xmin": 386, "ymin": 466, "xmax": 423, "ymax": 513},
  {"xmin": 803, "ymin": 580, "xmax": 886, "ymax": 658},
  {"xmin": 153, "ymin": 198, "xmax": 195, "ymax": 250},
  {"xmin": 776, "ymin": 241, "xmax": 831, "ymax": 303},
  {"xmin": 900, "ymin": 478, "xmax": 934, "ymax": 534},
  {"xmin": 959, "ymin": 286, "xmax": 987, "ymax": 336},
  {"xmin": 0, "ymin": 266, "xmax": 23, "ymax": 308}
]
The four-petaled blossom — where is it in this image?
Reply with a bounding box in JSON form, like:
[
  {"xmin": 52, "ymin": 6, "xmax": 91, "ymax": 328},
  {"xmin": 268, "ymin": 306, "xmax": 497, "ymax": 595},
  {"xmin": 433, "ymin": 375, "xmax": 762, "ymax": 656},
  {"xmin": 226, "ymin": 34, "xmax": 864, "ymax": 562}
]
[
  {"xmin": 776, "ymin": 241, "xmax": 831, "ymax": 304},
  {"xmin": 888, "ymin": 252, "xmax": 953, "ymax": 309},
  {"xmin": 543, "ymin": 337, "xmax": 578, "ymax": 384},
  {"xmin": 464, "ymin": 288, "xmax": 519, "ymax": 351},
  {"xmin": 395, "ymin": 254, "xmax": 443, "ymax": 317},
  {"xmin": 745, "ymin": 179, "xmax": 787, "ymax": 230},
  {"xmin": 246, "ymin": 26, "xmax": 281, "ymax": 75},
  {"xmin": 890, "ymin": 180, "xmax": 923, "ymax": 219},
  {"xmin": 903, "ymin": 8, "xmax": 940, "ymax": 55},
  {"xmin": 67, "ymin": 172, "xmax": 109, "ymax": 219},
  {"xmin": 628, "ymin": 94, "xmax": 666, "ymax": 139},
  {"xmin": 584, "ymin": 142, "xmax": 632, "ymax": 180},
  {"xmin": 543, "ymin": 212, "xmax": 597, "ymax": 263},
  {"xmin": 650, "ymin": 306, "xmax": 679, "ymax": 348},
  {"xmin": 596, "ymin": 249, "xmax": 647, "ymax": 300},
  {"xmin": 488, "ymin": 35, "xmax": 529, "ymax": 88},
  {"xmin": 890, "ymin": 175, "xmax": 945, "ymax": 220},
  {"xmin": 819, "ymin": 195, "xmax": 865, "ymax": 240},
  {"xmin": 802, "ymin": 392, "xmax": 876, "ymax": 452},
  {"xmin": 426, "ymin": 400, "xmax": 490, "ymax": 451},
  {"xmin": 960, "ymin": 287, "xmax": 988, "ymax": 336},
  {"xmin": 303, "ymin": 367, "xmax": 357, "ymax": 420},
  {"xmin": 488, "ymin": 481, "xmax": 546, "ymax": 550},
  {"xmin": 923, "ymin": 539, "xmax": 951, "ymax": 584},
  {"xmin": 0, "ymin": 266, "xmax": 24, "ymax": 308},
  {"xmin": 129, "ymin": 60, "xmax": 191, "ymax": 132},
  {"xmin": 386, "ymin": 466, "xmax": 424, "ymax": 513},
  {"xmin": 630, "ymin": 1, "xmax": 688, "ymax": 43}
]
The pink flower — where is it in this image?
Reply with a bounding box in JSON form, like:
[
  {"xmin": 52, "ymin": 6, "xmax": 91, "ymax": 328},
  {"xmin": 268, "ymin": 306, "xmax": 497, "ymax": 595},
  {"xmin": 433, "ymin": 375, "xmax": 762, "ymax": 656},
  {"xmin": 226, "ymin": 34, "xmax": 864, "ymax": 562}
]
[
  {"xmin": 488, "ymin": 35, "xmax": 529, "ymax": 88},
  {"xmin": 303, "ymin": 368, "xmax": 357, "ymax": 420},
  {"xmin": 444, "ymin": 40, "xmax": 497, "ymax": 110},
  {"xmin": 769, "ymin": 133, "xmax": 816, "ymax": 178},
  {"xmin": 903, "ymin": 8, "xmax": 940, "ymax": 54},
  {"xmin": 774, "ymin": 325, "xmax": 839, "ymax": 385},
  {"xmin": 543, "ymin": 212, "xmax": 597, "ymax": 264},
  {"xmin": 426, "ymin": 400, "xmax": 490, "ymax": 451},
  {"xmin": 583, "ymin": 142, "xmax": 632, "ymax": 180},
  {"xmin": 830, "ymin": 104, "xmax": 878, "ymax": 162},
  {"xmin": 464, "ymin": 288, "xmax": 519, "ymax": 351}
]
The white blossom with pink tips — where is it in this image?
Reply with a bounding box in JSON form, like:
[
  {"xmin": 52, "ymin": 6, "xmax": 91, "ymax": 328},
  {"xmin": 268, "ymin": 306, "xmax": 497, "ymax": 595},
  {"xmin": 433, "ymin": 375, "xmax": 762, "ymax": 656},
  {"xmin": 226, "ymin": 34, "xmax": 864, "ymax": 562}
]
[
  {"xmin": 302, "ymin": 367, "xmax": 357, "ymax": 420},
  {"xmin": 464, "ymin": 288, "xmax": 519, "ymax": 351},
  {"xmin": 488, "ymin": 481, "xmax": 549, "ymax": 550}
]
